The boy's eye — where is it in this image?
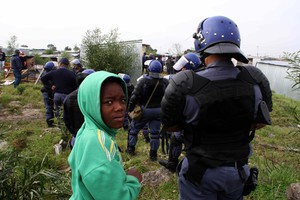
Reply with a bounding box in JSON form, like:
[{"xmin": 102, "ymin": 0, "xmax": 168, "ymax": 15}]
[
  {"xmin": 122, "ymin": 98, "xmax": 126, "ymax": 103},
  {"xmin": 106, "ymin": 100, "xmax": 113, "ymax": 104}
]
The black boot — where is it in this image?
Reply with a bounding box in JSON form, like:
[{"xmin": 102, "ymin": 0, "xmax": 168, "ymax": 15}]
[
  {"xmin": 144, "ymin": 135, "xmax": 150, "ymax": 143},
  {"xmin": 125, "ymin": 146, "xmax": 135, "ymax": 156},
  {"xmin": 149, "ymin": 150, "xmax": 157, "ymax": 161},
  {"xmin": 46, "ymin": 119, "xmax": 55, "ymax": 127},
  {"xmin": 158, "ymin": 158, "xmax": 178, "ymax": 173}
]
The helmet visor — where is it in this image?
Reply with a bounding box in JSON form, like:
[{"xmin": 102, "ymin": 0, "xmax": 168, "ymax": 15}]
[
  {"xmin": 144, "ymin": 60, "xmax": 152, "ymax": 66},
  {"xmin": 173, "ymin": 56, "xmax": 189, "ymax": 71}
]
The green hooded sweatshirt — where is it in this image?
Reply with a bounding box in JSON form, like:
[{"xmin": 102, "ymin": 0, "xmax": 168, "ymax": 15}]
[{"xmin": 68, "ymin": 71, "xmax": 141, "ymax": 200}]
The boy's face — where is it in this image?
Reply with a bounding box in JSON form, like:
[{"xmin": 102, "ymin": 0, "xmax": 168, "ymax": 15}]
[{"xmin": 101, "ymin": 82, "xmax": 126, "ymax": 129}]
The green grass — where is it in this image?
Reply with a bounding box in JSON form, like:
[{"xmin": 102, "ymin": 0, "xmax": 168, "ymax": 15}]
[{"xmin": 0, "ymin": 82, "xmax": 300, "ymax": 199}]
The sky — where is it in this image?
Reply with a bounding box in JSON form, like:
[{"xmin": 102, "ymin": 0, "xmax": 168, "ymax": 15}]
[{"xmin": 1, "ymin": 0, "xmax": 299, "ymax": 58}]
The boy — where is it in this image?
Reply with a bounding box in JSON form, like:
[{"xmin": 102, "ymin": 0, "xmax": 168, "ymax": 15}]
[{"xmin": 68, "ymin": 71, "xmax": 142, "ymax": 200}]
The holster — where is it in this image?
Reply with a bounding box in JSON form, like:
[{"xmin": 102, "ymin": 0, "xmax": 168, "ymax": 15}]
[{"xmin": 180, "ymin": 155, "xmax": 209, "ymax": 188}]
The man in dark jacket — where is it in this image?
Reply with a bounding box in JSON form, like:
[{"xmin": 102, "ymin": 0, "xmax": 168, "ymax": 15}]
[{"xmin": 10, "ymin": 49, "xmax": 23, "ymax": 88}]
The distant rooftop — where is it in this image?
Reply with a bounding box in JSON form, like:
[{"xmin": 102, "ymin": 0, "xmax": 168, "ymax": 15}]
[{"xmin": 257, "ymin": 60, "xmax": 295, "ymax": 68}]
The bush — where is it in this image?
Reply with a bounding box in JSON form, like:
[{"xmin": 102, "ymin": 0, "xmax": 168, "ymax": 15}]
[{"xmin": 81, "ymin": 28, "xmax": 138, "ymax": 74}]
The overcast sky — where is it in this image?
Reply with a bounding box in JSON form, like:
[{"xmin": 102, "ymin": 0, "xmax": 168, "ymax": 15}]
[{"xmin": 1, "ymin": 0, "xmax": 299, "ymax": 58}]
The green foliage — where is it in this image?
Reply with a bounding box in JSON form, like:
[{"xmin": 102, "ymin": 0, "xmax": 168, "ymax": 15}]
[
  {"xmin": 16, "ymin": 85, "xmax": 26, "ymax": 95},
  {"xmin": 60, "ymin": 51, "xmax": 71, "ymax": 61},
  {"xmin": 34, "ymin": 54, "xmax": 49, "ymax": 65},
  {"xmin": 283, "ymin": 51, "xmax": 300, "ymax": 90},
  {"xmin": 0, "ymin": 150, "xmax": 71, "ymax": 199},
  {"xmin": 44, "ymin": 49, "xmax": 54, "ymax": 55},
  {"xmin": 81, "ymin": 28, "xmax": 138, "ymax": 74}
]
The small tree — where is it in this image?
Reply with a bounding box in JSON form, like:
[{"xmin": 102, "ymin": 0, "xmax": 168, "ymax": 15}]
[
  {"xmin": 168, "ymin": 43, "xmax": 183, "ymax": 56},
  {"xmin": 47, "ymin": 44, "xmax": 57, "ymax": 51},
  {"xmin": 81, "ymin": 28, "xmax": 138, "ymax": 74},
  {"xmin": 283, "ymin": 51, "xmax": 300, "ymax": 90},
  {"xmin": 73, "ymin": 44, "xmax": 80, "ymax": 51},
  {"xmin": 64, "ymin": 46, "xmax": 71, "ymax": 51},
  {"xmin": 7, "ymin": 35, "xmax": 19, "ymax": 55},
  {"xmin": 34, "ymin": 54, "xmax": 47, "ymax": 65}
]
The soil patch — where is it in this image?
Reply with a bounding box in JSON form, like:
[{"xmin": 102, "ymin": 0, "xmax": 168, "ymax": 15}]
[{"xmin": 0, "ymin": 101, "xmax": 43, "ymax": 121}]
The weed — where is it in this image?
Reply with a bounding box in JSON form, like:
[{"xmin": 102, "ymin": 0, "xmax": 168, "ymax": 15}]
[{"xmin": 16, "ymin": 85, "xmax": 26, "ymax": 95}]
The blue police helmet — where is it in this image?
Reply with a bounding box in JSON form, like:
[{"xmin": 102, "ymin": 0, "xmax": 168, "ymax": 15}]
[
  {"xmin": 118, "ymin": 73, "xmax": 131, "ymax": 83},
  {"xmin": 148, "ymin": 60, "xmax": 162, "ymax": 73},
  {"xmin": 82, "ymin": 69, "xmax": 95, "ymax": 75},
  {"xmin": 184, "ymin": 52, "xmax": 202, "ymax": 70},
  {"xmin": 173, "ymin": 52, "xmax": 202, "ymax": 71},
  {"xmin": 44, "ymin": 61, "xmax": 55, "ymax": 70},
  {"xmin": 193, "ymin": 16, "xmax": 248, "ymax": 63},
  {"xmin": 148, "ymin": 60, "xmax": 163, "ymax": 78}
]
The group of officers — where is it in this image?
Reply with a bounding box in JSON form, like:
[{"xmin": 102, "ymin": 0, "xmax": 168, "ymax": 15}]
[
  {"xmin": 39, "ymin": 15, "xmax": 272, "ymax": 200},
  {"xmin": 124, "ymin": 15, "xmax": 272, "ymax": 200}
]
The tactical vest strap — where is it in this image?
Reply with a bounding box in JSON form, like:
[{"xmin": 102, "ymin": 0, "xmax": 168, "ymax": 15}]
[{"xmin": 161, "ymin": 70, "xmax": 210, "ymax": 127}]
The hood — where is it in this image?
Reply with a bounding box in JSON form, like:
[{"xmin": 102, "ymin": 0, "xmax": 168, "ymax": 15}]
[{"xmin": 77, "ymin": 71, "xmax": 127, "ymax": 137}]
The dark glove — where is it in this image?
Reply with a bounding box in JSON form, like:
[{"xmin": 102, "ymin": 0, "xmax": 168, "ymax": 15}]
[{"xmin": 243, "ymin": 167, "xmax": 259, "ymax": 196}]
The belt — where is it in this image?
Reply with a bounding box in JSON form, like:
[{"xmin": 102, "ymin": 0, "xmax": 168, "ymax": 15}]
[{"xmin": 220, "ymin": 159, "xmax": 248, "ymax": 169}]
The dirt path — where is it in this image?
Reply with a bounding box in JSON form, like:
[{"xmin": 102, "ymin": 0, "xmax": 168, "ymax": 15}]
[{"xmin": 0, "ymin": 101, "xmax": 43, "ymax": 121}]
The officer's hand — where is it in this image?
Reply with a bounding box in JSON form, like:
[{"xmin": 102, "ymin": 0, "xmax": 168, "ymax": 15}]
[
  {"xmin": 251, "ymin": 123, "xmax": 265, "ymax": 130},
  {"xmin": 166, "ymin": 124, "xmax": 182, "ymax": 132}
]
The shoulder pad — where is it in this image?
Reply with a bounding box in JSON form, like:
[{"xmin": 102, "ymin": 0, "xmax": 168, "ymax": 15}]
[
  {"xmin": 239, "ymin": 65, "xmax": 273, "ymax": 112},
  {"xmin": 169, "ymin": 70, "xmax": 210, "ymax": 94}
]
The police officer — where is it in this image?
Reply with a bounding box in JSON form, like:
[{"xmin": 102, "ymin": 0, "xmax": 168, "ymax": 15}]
[
  {"xmin": 161, "ymin": 16, "xmax": 272, "ymax": 199},
  {"xmin": 118, "ymin": 73, "xmax": 134, "ymax": 131},
  {"xmin": 41, "ymin": 61, "xmax": 56, "ymax": 127},
  {"xmin": 63, "ymin": 69, "xmax": 95, "ymax": 149},
  {"xmin": 126, "ymin": 60, "xmax": 169, "ymax": 161},
  {"xmin": 10, "ymin": 49, "xmax": 23, "ymax": 88},
  {"xmin": 159, "ymin": 52, "xmax": 203, "ymax": 172},
  {"xmin": 71, "ymin": 59, "xmax": 85, "ymax": 74}
]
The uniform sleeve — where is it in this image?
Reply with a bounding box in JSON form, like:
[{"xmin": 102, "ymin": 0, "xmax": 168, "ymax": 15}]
[
  {"xmin": 128, "ymin": 79, "xmax": 145, "ymax": 112},
  {"xmin": 84, "ymin": 161, "xmax": 141, "ymax": 200},
  {"xmin": 41, "ymin": 71, "xmax": 51, "ymax": 85},
  {"xmin": 63, "ymin": 96, "xmax": 71, "ymax": 133}
]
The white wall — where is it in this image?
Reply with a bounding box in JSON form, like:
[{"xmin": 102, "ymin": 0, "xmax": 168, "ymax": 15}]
[{"xmin": 256, "ymin": 61, "xmax": 300, "ymax": 101}]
